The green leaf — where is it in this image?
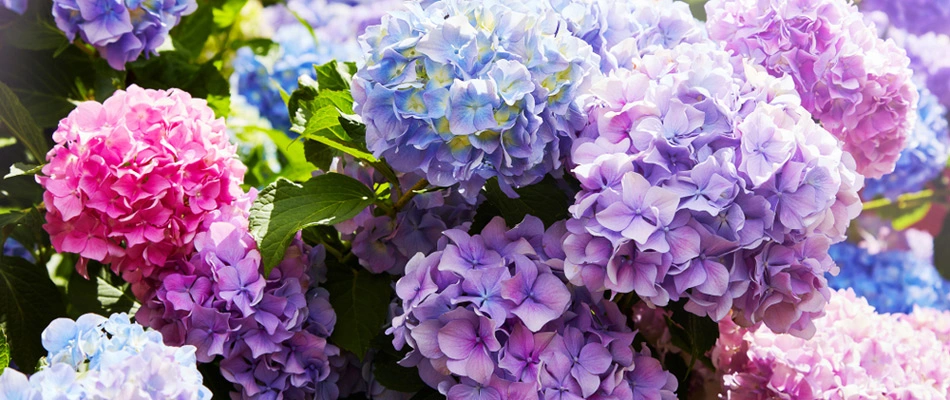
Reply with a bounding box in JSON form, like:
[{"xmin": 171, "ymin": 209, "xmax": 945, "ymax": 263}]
[
  {"xmin": 0, "ymin": 81, "xmax": 49, "ymax": 162},
  {"xmin": 304, "ymin": 140, "xmax": 335, "ymax": 171},
  {"xmin": 371, "ymin": 334, "xmax": 426, "ymax": 393},
  {"xmin": 0, "ymin": 46, "xmax": 97, "ymax": 129},
  {"xmin": 129, "ymin": 53, "xmax": 230, "ymax": 117},
  {"xmin": 934, "ymin": 211, "xmax": 950, "ymax": 281},
  {"xmin": 0, "ymin": 330, "xmax": 10, "ymax": 370},
  {"xmin": 2, "ymin": 18, "xmax": 69, "ymax": 51},
  {"xmin": 249, "ymin": 174, "xmax": 375, "ymax": 275},
  {"xmin": 4, "ymin": 163, "xmax": 43, "ymax": 179},
  {"xmin": 314, "ymin": 60, "xmax": 352, "ymax": 92},
  {"xmin": 665, "ymin": 302, "xmax": 718, "ymax": 372},
  {"xmin": 892, "ymin": 202, "xmax": 933, "ymax": 231},
  {"xmin": 66, "ymin": 262, "xmax": 138, "ymax": 318},
  {"xmin": 325, "ymin": 264, "xmax": 393, "ymax": 360},
  {"xmin": 229, "ymin": 38, "xmax": 278, "ymax": 56},
  {"xmin": 212, "ymin": 0, "xmax": 249, "ymax": 28},
  {"xmin": 480, "ymin": 175, "xmax": 572, "ymax": 228},
  {"xmin": 0, "ymin": 256, "xmax": 67, "ymax": 373},
  {"xmin": 171, "ymin": 4, "xmax": 215, "ymax": 58}
]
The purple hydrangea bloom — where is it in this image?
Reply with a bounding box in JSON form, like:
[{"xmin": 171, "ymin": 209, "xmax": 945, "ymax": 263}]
[
  {"xmin": 0, "ymin": 313, "xmax": 211, "ymax": 399},
  {"xmin": 706, "ymin": 0, "xmax": 918, "ymax": 179},
  {"xmin": 860, "ymin": 0, "xmax": 950, "ymax": 37},
  {"xmin": 863, "ymin": 86, "xmax": 950, "ymax": 200},
  {"xmin": 564, "ymin": 40, "xmax": 863, "ymax": 338},
  {"xmin": 51, "ymin": 0, "xmax": 197, "ymax": 70},
  {"xmin": 390, "ymin": 215, "xmax": 678, "ymax": 398},
  {"xmin": 135, "ymin": 191, "xmax": 343, "ymax": 398},
  {"xmin": 330, "ymin": 156, "xmax": 479, "ymax": 275},
  {"xmin": 353, "ymin": 0, "xmax": 600, "ymax": 200}
]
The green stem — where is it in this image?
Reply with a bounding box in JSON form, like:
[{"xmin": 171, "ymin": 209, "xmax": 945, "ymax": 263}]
[
  {"xmin": 393, "ymin": 179, "xmax": 429, "ymax": 211},
  {"xmin": 862, "ymin": 189, "xmax": 942, "ymax": 211}
]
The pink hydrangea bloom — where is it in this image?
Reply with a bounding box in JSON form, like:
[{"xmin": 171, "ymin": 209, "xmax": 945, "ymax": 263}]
[
  {"xmin": 706, "ymin": 0, "xmax": 918, "ymax": 179},
  {"xmin": 714, "ymin": 289, "xmax": 950, "ymax": 398},
  {"xmin": 38, "ymin": 85, "xmax": 246, "ymax": 289}
]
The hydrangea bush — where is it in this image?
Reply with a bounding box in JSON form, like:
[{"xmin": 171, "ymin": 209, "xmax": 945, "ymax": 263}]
[{"xmin": 7, "ymin": 0, "xmax": 950, "ymax": 398}]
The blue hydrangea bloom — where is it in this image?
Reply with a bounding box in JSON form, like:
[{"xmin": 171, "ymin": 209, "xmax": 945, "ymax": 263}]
[
  {"xmin": 863, "ymin": 87, "xmax": 950, "ymax": 200},
  {"xmin": 51, "ymin": 0, "xmax": 197, "ymax": 70},
  {"xmin": 0, "ymin": 313, "xmax": 212, "ymax": 399},
  {"xmin": 353, "ymin": 0, "xmax": 600, "ymax": 200},
  {"xmin": 828, "ymin": 242, "xmax": 950, "ymax": 313},
  {"xmin": 3, "ymin": 239, "xmax": 34, "ymax": 263},
  {"xmin": 231, "ymin": 25, "xmax": 342, "ymax": 132}
]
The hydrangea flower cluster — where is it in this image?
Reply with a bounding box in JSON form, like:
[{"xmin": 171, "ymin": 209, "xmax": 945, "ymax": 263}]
[
  {"xmin": 353, "ymin": 0, "xmax": 600, "ymax": 199},
  {"xmin": 565, "ymin": 41, "xmax": 862, "ymax": 337},
  {"xmin": 536, "ymin": 0, "xmax": 706, "ymax": 72},
  {"xmin": 330, "ymin": 157, "xmax": 479, "ymax": 274},
  {"xmin": 233, "ymin": 0, "xmax": 399, "ymax": 132},
  {"xmin": 0, "ymin": 313, "xmax": 211, "ymax": 399},
  {"xmin": 232, "ymin": 25, "xmax": 343, "ymax": 132},
  {"xmin": 863, "ymin": 87, "xmax": 950, "ymax": 200},
  {"xmin": 713, "ymin": 289, "xmax": 950, "ymax": 398},
  {"xmin": 135, "ymin": 192, "xmax": 343, "ymax": 399},
  {"xmin": 900, "ymin": 306, "xmax": 950, "ymax": 345},
  {"xmin": 390, "ymin": 216, "xmax": 678, "ymax": 399},
  {"xmin": 38, "ymin": 86, "xmax": 246, "ymax": 297},
  {"xmin": 868, "ymin": 14, "xmax": 950, "ymax": 110},
  {"xmin": 706, "ymin": 0, "xmax": 918, "ymax": 179},
  {"xmin": 827, "ymin": 241, "xmax": 950, "ymax": 313},
  {"xmin": 860, "ymin": 0, "xmax": 950, "ymax": 37},
  {"xmin": 52, "ymin": 0, "xmax": 197, "ymax": 70},
  {"xmin": 2, "ymin": 0, "xmax": 25, "ymax": 14}
]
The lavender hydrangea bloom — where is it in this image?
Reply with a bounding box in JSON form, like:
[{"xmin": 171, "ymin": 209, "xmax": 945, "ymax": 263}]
[
  {"xmin": 353, "ymin": 0, "xmax": 600, "ymax": 200},
  {"xmin": 1, "ymin": 0, "xmax": 25, "ymax": 14},
  {"xmin": 565, "ymin": 40, "xmax": 863, "ymax": 338},
  {"xmin": 706, "ymin": 0, "xmax": 918, "ymax": 179},
  {"xmin": 864, "ymin": 87, "xmax": 950, "ymax": 200},
  {"xmin": 827, "ymin": 241, "xmax": 950, "ymax": 313},
  {"xmin": 135, "ymin": 191, "xmax": 343, "ymax": 398},
  {"xmin": 51, "ymin": 0, "xmax": 197, "ymax": 70},
  {"xmin": 868, "ymin": 13, "xmax": 950, "ymax": 112},
  {"xmin": 390, "ymin": 215, "xmax": 678, "ymax": 398},
  {"xmin": 0, "ymin": 313, "xmax": 211, "ymax": 399},
  {"xmin": 861, "ymin": 0, "xmax": 950, "ymax": 36}
]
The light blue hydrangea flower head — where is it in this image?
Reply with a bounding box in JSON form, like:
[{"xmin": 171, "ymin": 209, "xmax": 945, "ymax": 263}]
[
  {"xmin": 353, "ymin": 0, "xmax": 601, "ymax": 200},
  {"xmin": 864, "ymin": 86, "xmax": 950, "ymax": 200},
  {"xmin": 0, "ymin": 313, "xmax": 211, "ymax": 399}
]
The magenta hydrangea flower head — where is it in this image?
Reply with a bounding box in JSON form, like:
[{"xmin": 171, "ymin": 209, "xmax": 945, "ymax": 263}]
[
  {"xmin": 353, "ymin": 0, "xmax": 600, "ymax": 200},
  {"xmin": 135, "ymin": 191, "xmax": 344, "ymax": 399},
  {"xmin": 51, "ymin": 0, "xmax": 197, "ymax": 70},
  {"xmin": 714, "ymin": 289, "xmax": 950, "ymax": 398},
  {"xmin": 390, "ymin": 215, "xmax": 678, "ymax": 398},
  {"xmin": 38, "ymin": 85, "xmax": 246, "ymax": 294},
  {"xmin": 564, "ymin": 41, "xmax": 863, "ymax": 338},
  {"xmin": 705, "ymin": 0, "xmax": 918, "ymax": 179}
]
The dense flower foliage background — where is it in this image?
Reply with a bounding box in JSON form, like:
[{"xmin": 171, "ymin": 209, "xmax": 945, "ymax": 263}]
[{"xmin": 2, "ymin": 0, "xmax": 950, "ymax": 399}]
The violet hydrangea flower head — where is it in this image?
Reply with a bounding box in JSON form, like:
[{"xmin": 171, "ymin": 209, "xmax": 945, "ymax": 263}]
[
  {"xmin": 0, "ymin": 313, "xmax": 212, "ymax": 399},
  {"xmin": 353, "ymin": 0, "xmax": 600, "ymax": 200},
  {"xmin": 37, "ymin": 85, "xmax": 246, "ymax": 296},
  {"xmin": 706, "ymin": 0, "xmax": 918, "ymax": 179},
  {"xmin": 564, "ymin": 41, "xmax": 863, "ymax": 337},
  {"xmin": 868, "ymin": 12, "xmax": 950, "ymax": 111},
  {"xmin": 860, "ymin": 0, "xmax": 950, "ymax": 36},
  {"xmin": 51, "ymin": 0, "xmax": 197, "ymax": 70},
  {"xmin": 713, "ymin": 289, "xmax": 950, "ymax": 399},
  {"xmin": 863, "ymin": 86, "xmax": 950, "ymax": 200},
  {"xmin": 134, "ymin": 191, "xmax": 344, "ymax": 399},
  {"xmin": 390, "ymin": 215, "xmax": 678, "ymax": 398}
]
